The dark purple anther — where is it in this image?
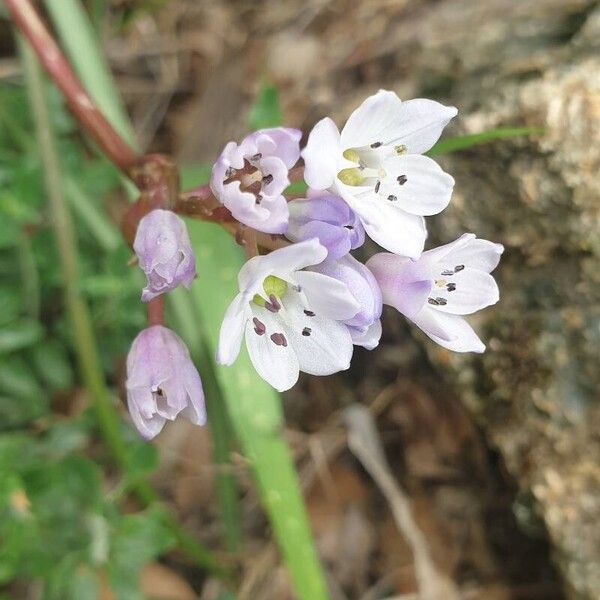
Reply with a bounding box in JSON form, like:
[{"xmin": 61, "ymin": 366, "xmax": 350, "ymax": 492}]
[
  {"xmin": 270, "ymin": 333, "xmax": 288, "ymax": 347},
  {"xmin": 253, "ymin": 317, "xmax": 266, "ymax": 335}
]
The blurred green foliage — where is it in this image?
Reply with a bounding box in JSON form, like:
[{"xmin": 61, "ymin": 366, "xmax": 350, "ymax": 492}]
[{"xmin": 0, "ymin": 77, "xmax": 173, "ymax": 597}]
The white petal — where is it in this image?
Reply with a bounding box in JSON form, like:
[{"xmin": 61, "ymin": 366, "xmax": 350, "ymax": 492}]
[
  {"xmin": 302, "ymin": 117, "xmax": 342, "ymax": 190},
  {"xmin": 180, "ymin": 363, "xmax": 207, "ymax": 426},
  {"xmin": 282, "ymin": 294, "xmax": 354, "ymax": 376},
  {"xmin": 379, "ymin": 154, "xmax": 454, "ymax": 216},
  {"xmin": 412, "ymin": 307, "xmax": 485, "ymax": 353},
  {"xmin": 340, "ymin": 92, "xmax": 457, "ymax": 154},
  {"xmin": 216, "ymin": 294, "xmax": 248, "ymax": 365},
  {"xmin": 259, "ymin": 155, "xmax": 289, "ymax": 197},
  {"xmin": 420, "ymin": 233, "xmax": 475, "ymax": 267},
  {"xmin": 438, "ymin": 238, "xmax": 504, "ymax": 273},
  {"xmin": 127, "ymin": 391, "xmax": 166, "ymax": 440},
  {"xmin": 257, "ymin": 127, "xmax": 302, "ymax": 168},
  {"xmin": 345, "ymin": 191, "xmax": 427, "ymax": 258},
  {"xmin": 432, "ymin": 268, "xmax": 499, "ymax": 315},
  {"xmin": 238, "ymin": 239, "xmax": 327, "ymax": 291},
  {"xmin": 340, "ymin": 90, "xmax": 404, "ymax": 149},
  {"xmin": 245, "ymin": 309, "xmax": 300, "ymax": 392},
  {"xmin": 293, "ymin": 271, "xmax": 360, "ymax": 320},
  {"xmin": 349, "ymin": 320, "xmax": 382, "ymax": 350}
]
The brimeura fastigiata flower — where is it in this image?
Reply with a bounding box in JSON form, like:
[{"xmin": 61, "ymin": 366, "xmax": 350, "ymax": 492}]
[
  {"xmin": 210, "ymin": 127, "xmax": 302, "ymax": 234},
  {"xmin": 302, "ymin": 90, "xmax": 457, "ymax": 258},
  {"xmin": 126, "ymin": 325, "xmax": 206, "ymax": 439},
  {"xmin": 216, "ymin": 238, "xmax": 362, "ymax": 391},
  {"xmin": 133, "ymin": 209, "xmax": 196, "ymax": 302},
  {"xmin": 367, "ymin": 234, "xmax": 503, "ymax": 352}
]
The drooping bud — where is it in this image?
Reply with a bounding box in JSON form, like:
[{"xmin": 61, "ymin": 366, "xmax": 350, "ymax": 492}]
[
  {"xmin": 286, "ymin": 194, "xmax": 365, "ymax": 260},
  {"xmin": 133, "ymin": 209, "xmax": 196, "ymax": 302},
  {"xmin": 126, "ymin": 325, "xmax": 206, "ymax": 439}
]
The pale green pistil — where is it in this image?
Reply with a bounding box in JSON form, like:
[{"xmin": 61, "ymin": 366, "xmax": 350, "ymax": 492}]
[{"xmin": 252, "ymin": 275, "xmax": 288, "ymax": 307}]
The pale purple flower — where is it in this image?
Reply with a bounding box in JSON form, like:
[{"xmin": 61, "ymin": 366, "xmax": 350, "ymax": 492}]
[
  {"xmin": 216, "ymin": 238, "xmax": 360, "ymax": 391},
  {"xmin": 367, "ymin": 234, "xmax": 503, "ymax": 352},
  {"xmin": 286, "ymin": 193, "xmax": 365, "ymax": 260},
  {"xmin": 312, "ymin": 254, "xmax": 382, "ymax": 350},
  {"xmin": 302, "ymin": 90, "xmax": 457, "ymax": 258},
  {"xmin": 133, "ymin": 209, "xmax": 196, "ymax": 302},
  {"xmin": 210, "ymin": 127, "xmax": 302, "ymax": 234},
  {"xmin": 126, "ymin": 325, "xmax": 206, "ymax": 439}
]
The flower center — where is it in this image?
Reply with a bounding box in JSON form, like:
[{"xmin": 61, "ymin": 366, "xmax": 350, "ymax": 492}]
[
  {"xmin": 252, "ymin": 275, "xmax": 288, "ymax": 308},
  {"xmin": 337, "ymin": 143, "xmax": 405, "ymax": 188},
  {"xmin": 224, "ymin": 154, "xmax": 271, "ymax": 203},
  {"xmin": 427, "ymin": 264, "xmax": 464, "ymax": 306}
]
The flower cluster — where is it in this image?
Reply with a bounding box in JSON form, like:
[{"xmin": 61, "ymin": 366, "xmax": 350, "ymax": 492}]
[
  {"xmin": 124, "ymin": 88, "xmax": 504, "ymax": 439},
  {"xmin": 212, "ymin": 90, "xmax": 503, "ymax": 391}
]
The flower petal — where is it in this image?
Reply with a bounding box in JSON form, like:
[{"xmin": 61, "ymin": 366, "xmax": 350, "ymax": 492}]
[
  {"xmin": 349, "ymin": 319, "xmax": 382, "ymax": 350},
  {"xmin": 283, "ymin": 293, "xmax": 354, "ymax": 376},
  {"xmin": 379, "ymin": 154, "xmax": 454, "ymax": 216},
  {"xmin": 245, "ymin": 309, "xmax": 300, "ymax": 392},
  {"xmin": 302, "ymin": 117, "xmax": 342, "ymax": 190},
  {"xmin": 412, "ymin": 307, "xmax": 485, "ymax": 352},
  {"xmin": 340, "ymin": 92, "xmax": 457, "ymax": 154},
  {"xmin": 287, "ymin": 220, "xmax": 352, "ymax": 260},
  {"xmin": 181, "ymin": 362, "xmax": 207, "ymax": 426},
  {"xmin": 293, "ymin": 271, "xmax": 360, "ymax": 320},
  {"xmin": 256, "ymin": 127, "xmax": 302, "ymax": 168},
  {"xmin": 345, "ymin": 191, "xmax": 427, "ymax": 258},
  {"xmin": 238, "ymin": 238, "xmax": 327, "ymax": 291},
  {"xmin": 431, "ymin": 268, "xmax": 499, "ymax": 315},
  {"xmin": 259, "ymin": 155, "xmax": 290, "ymax": 197},
  {"xmin": 311, "ymin": 255, "xmax": 382, "ymax": 327},
  {"xmin": 127, "ymin": 390, "xmax": 166, "ymax": 440},
  {"xmin": 437, "ymin": 238, "xmax": 504, "ymax": 273},
  {"xmin": 340, "ymin": 90, "xmax": 404, "ymax": 149},
  {"xmin": 216, "ymin": 294, "xmax": 248, "ymax": 365}
]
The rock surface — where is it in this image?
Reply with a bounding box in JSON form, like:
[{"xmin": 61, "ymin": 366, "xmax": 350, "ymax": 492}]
[{"xmin": 172, "ymin": 1, "xmax": 600, "ymax": 596}]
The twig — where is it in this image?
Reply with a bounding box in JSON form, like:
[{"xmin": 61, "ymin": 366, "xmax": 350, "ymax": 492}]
[
  {"xmin": 6, "ymin": 0, "xmax": 138, "ymax": 174},
  {"xmin": 343, "ymin": 404, "xmax": 461, "ymax": 600}
]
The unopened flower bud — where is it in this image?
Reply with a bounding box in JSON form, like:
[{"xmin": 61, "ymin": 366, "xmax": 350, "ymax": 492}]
[
  {"xmin": 133, "ymin": 209, "xmax": 196, "ymax": 302},
  {"xmin": 126, "ymin": 325, "xmax": 206, "ymax": 439},
  {"xmin": 312, "ymin": 254, "xmax": 383, "ymax": 349},
  {"xmin": 286, "ymin": 193, "xmax": 365, "ymax": 260}
]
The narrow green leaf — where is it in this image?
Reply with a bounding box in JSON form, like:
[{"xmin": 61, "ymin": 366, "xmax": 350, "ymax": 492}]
[
  {"xmin": 249, "ymin": 82, "xmax": 283, "ymax": 130},
  {"xmin": 427, "ymin": 126, "xmax": 543, "ymax": 156},
  {"xmin": 43, "ymin": 0, "xmax": 138, "ymax": 148},
  {"xmin": 0, "ymin": 320, "xmax": 43, "ymax": 354},
  {"xmin": 65, "ymin": 177, "xmax": 121, "ymax": 252},
  {"xmin": 168, "ymin": 289, "xmax": 242, "ymax": 552},
  {"xmin": 182, "ymin": 163, "xmax": 329, "ymax": 600},
  {"xmin": 31, "ymin": 339, "xmax": 74, "ymax": 391},
  {"xmin": 41, "ymin": 1, "xmax": 228, "ymax": 573},
  {"xmin": 0, "ymin": 355, "xmax": 44, "ymax": 401}
]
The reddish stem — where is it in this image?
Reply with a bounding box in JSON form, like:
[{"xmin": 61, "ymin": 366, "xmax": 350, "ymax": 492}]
[
  {"xmin": 146, "ymin": 296, "xmax": 165, "ymax": 326},
  {"xmin": 6, "ymin": 0, "xmax": 138, "ymax": 173}
]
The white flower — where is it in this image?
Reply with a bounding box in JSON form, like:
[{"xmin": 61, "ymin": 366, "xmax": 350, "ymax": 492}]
[
  {"xmin": 216, "ymin": 239, "xmax": 361, "ymax": 391},
  {"xmin": 302, "ymin": 90, "xmax": 457, "ymax": 258},
  {"xmin": 367, "ymin": 234, "xmax": 503, "ymax": 352}
]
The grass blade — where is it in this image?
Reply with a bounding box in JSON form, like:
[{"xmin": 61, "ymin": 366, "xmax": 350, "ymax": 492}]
[
  {"xmin": 17, "ymin": 27, "xmax": 222, "ymax": 577},
  {"xmin": 427, "ymin": 126, "xmax": 543, "ymax": 156},
  {"xmin": 182, "ymin": 165, "xmax": 329, "ymax": 600},
  {"xmin": 45, "ymin": 0, "xmax": 242, "ymax": 556},
  {"xmin": 43, "ymin": 0, "xmax": 137, "ymax": 147}
]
